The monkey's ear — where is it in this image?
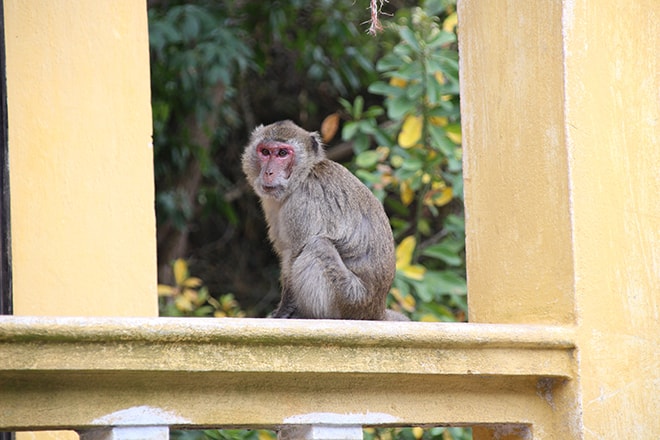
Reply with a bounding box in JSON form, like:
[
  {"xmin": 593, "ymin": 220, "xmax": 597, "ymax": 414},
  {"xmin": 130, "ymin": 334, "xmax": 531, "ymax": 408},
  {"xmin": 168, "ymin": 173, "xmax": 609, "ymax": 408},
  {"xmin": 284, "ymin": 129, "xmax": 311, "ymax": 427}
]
[{"xmin": 310, "ymin": 132, "xmax": 323, "ymax": 155}]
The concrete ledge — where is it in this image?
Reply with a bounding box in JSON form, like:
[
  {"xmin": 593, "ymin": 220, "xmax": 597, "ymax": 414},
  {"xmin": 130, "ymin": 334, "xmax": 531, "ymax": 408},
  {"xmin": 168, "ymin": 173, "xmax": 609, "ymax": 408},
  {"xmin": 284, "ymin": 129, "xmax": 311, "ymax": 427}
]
[{"xmin": 0, "ymin": 317, "xmax": 576, "ymax": 431}]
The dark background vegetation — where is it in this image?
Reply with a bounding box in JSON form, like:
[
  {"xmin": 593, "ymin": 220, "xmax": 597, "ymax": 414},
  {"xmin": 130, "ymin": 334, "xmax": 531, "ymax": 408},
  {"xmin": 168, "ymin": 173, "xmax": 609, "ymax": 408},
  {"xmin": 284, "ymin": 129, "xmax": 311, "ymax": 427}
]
[{"xmin": 150, "ymin": 0, "xmax": 467, "ymax": 325}]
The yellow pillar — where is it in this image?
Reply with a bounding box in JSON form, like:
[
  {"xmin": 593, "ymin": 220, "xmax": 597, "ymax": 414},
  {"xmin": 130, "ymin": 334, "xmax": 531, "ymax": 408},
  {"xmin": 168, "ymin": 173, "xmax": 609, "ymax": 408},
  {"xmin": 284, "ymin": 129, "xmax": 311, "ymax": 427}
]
[
  {"xmin": 5, "ymin": 1, "xmax": 156, "ymax": 317},
  {"xmin": 4, "ymin": 1, "xmax": 155, "ymax": 438},
  {"xmin": 459, "ymin": 0, "xmax": 659, "ymax": 437},
  {"xmin": 563, "ymin": 1, "xmax": 659, "ymax": 436}
]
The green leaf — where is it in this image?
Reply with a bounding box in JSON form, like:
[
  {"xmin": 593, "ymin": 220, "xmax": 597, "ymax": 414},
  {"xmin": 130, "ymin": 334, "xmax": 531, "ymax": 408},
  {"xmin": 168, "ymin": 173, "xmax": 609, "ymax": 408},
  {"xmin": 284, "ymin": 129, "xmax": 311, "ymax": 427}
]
[
  {"xmin": 422, "ymin": 243, "xmax": 463, "ymax": 266},
  {"xmin": 423, "ymin": 0, "xmax": 445, "ymax": 16},
  {"xmin": 355, "ymin": 150, "xmax": 380, "ymax": 169},
  {"xmin": 400, "ymin": 157, "xmax": 424, "ymax": 172},
  {"xmin": 409, "ymin": 278, "xmax": 434, "ymax": 302},
  {"xmin": 353, "ymin": 95, "xmax": 364, "ymax": 119},
  {"xmin": 399, "ymin": 27, "xmax": 421, "ymax": 52},
  {"xmin": 425, "ymin": 270, "xmax": 467, "ymax": 296},
  {"xmin": 429, "ymin": 125, "xmax": 455, "ymax": 156},
  {"xmin": 355, "ymin": 169, "xmax": 381, "ymax": 185},
  {"xmin": 363, "ymin": 106, "xmax": 385, "ymax": 118},
  {"xmin": 353, "ymin": 134, "xmax": 370, "ymax": 153},
  {"xmin": 406, "ymin": 82, "xmax": 425, "ymax": 100},
  {"xmin": 181, "ymin": 10, "xmax": 200, "ymax": 41},
  {"xmin": 387, "ymin": 95, "xmax": 415, "ymax": 120},
  {"xmin": 426, "ymin": 31, "xmax": 456, "ymax": 49},
  {"xmin": 341, "ymin": 121, "xmax": 359, "ymax": 140},
  {"xmin": 376, "ymin": 53, "xmax": 405, "ymax": 71},
  {"xmin": 368, "ymin": 81, "xmax": 405, "ymax": 97},
  {"xmin": 418, "ymin": 302, "xmax": 458, "ymax": 322}
]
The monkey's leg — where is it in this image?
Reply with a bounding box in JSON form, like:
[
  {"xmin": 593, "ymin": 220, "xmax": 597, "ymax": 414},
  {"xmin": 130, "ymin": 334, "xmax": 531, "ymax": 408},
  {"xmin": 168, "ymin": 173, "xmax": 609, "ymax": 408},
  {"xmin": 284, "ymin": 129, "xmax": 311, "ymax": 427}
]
[{"xmin": 290, "ymin": 236, "xmax": 374, "ymax": 319}]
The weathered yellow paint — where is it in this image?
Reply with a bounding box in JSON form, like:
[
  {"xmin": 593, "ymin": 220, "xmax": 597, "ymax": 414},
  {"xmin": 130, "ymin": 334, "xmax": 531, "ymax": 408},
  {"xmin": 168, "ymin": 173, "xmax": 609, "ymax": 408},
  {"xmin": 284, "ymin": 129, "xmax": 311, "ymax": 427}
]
[
  {"xmin": 0, "ymin": 317, "xmax": 576, "ymax": 434},
  {"xmin": 563, "ymin": 0, "xmax": 659, "ymax": 437},
  {"xmin": 4, "ymin": 1, "xmax": 156, "ymax": 317},
  {"xmin": 460, "ymin": 0, "xmax": 659, "ymax": 437},
  {"xmin": 459, "ymin": 0, "xmax": 575, "ymax": 326},
  {"xmin": 4, "ymin": 3, "xmax": 155, "ymax": 439}
]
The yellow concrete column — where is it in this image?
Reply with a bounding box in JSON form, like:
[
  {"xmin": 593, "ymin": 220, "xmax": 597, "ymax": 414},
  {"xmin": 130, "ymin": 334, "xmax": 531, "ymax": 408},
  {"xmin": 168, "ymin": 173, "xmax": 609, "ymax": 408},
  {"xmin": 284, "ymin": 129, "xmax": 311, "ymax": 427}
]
[
  {"xmin": 4, "ymin": 1, "xmax": 156, "ymax": 318},
  {"xmin": 459, "ymin": 0, "xmax": 575, "ymax": 326},
  {"xmin": 563, "ymin": 0, "xmax": 659, "ymax": 436},
  {"xmin": 4, "ymin": 1, "xmax": 155, "ymax": 437},
  {"xmin": 459, "ymin": 0, "xmax": 659, "ymax": 437}
]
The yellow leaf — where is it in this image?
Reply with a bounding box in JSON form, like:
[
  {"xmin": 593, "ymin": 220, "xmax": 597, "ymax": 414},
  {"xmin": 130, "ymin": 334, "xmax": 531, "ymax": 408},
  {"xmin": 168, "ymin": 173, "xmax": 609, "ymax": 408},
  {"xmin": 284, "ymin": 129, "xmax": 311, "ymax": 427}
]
[
  {"xmin": 400, "ymin": 180, "xmax": 415, "ymax": 206},
  {"xmin": 431, "ymin": 180, "xmax": 447, "ymax": 191},
  {"xmin": 412, "ymin": 427, "xmax": 424, "ymax": 439},
  {"xmin": 420, "ymin": 313, "xmax": 441, "ymax": 322},
  {"xmin": 182, "ymin": 277, "xmax": 203, "ymax": 288},
  {"xmin": 390, "ymin": 287, "xmax": 403, "ymax": 301},
  {"xmin": 398, "ymin": 115, "xmax": 423, "ymax": 148},
  {"xmin": 431, "ymin": 187, "xmax": 453, "ymax": 207},
  {"xmin": 183, "ymin": 288, "xmax": 199, "ymax": 302},
  {"xmin": 434, "ymin": 71, "xmax": 446, "ymax": 85},
  {"xmin": 446, "ymin": 130, "xmax": 463, "ymax": 145},
  {"xmin": 401, "ymin": 264, "xmax": 426, "ymax": 281},
  {"xmin": 389, "ymin": 77, "xmax": 408, "ymax": 88},
  {"xmin": 430, "ymin": 116, "xmax": 448, "ymax": 126},
  {"xmin": 257, "ymin": 430, "xmax": 276, "ymax": 440},
  {"xmin": 401, "ymin": 293, "xmax": 417, "ymax": 312},
  {"xmin": 173, "ymin": 258, "xmax": 188, "ymax": 286},
  {"xmin": 443, "ymin": 12, "xmax": 458, "ymax": 33},
  {"xmin": 390, "ymin": 288, "xmax": 416, "ymax": 312},
  {"xmin": 157, "ymin": 284, "xmax": 176, "ymax": 296},
  {"xmin": 395, "ymin": 236, "xmax": 416, "ymax": 269},
  {"xmin": 175, "ymin": 295, "xmax": 193, "ymax": 312}
]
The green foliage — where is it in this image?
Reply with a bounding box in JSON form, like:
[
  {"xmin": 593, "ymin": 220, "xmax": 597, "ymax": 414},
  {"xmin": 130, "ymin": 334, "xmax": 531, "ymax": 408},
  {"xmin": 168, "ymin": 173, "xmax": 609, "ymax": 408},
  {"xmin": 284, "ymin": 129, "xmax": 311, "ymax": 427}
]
[
  {"xmin": 149, "ymin": 3, "xmax": 252, "ymax": 229},
  {"xmin": 239, "ymin": 0, "xmax": 379, "ymax": 95},
  {"xmin": 342, "ymin": 1, "xmax": 466, "ymax": 323},
  {"xmin": 158, "ymin": 259, "xmax": 246, "ymax": 318},
  {"xmin": 365, "ymin": 426, "xmax": 471, "ymax": 440},
  {"xmin": 171, "ymin": 429, "xmax": 275, "ymax": 440}
]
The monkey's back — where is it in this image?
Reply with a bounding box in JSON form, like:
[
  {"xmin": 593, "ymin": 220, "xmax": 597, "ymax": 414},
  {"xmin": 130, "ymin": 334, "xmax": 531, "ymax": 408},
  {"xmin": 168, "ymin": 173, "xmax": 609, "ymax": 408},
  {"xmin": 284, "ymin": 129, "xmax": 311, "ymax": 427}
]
[{"xmin": 278, "ymin": 159, "xmax": 396, "ymax": 306}]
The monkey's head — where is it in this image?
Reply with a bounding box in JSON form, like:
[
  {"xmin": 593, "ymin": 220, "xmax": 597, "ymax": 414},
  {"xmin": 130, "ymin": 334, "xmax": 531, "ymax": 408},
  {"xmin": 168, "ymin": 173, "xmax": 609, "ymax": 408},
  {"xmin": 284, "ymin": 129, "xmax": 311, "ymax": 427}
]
[{"xmin": 242, "ymin": 120, "xmax": 325, "ymax": 200}]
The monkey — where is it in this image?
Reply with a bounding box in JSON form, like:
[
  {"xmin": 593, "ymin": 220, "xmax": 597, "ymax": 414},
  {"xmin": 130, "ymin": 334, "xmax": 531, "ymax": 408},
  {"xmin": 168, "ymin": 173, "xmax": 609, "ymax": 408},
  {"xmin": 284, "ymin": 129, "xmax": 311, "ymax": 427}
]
[{"xmin": 242, "ymin": 120, "xmax": 408, "ymax": 321}]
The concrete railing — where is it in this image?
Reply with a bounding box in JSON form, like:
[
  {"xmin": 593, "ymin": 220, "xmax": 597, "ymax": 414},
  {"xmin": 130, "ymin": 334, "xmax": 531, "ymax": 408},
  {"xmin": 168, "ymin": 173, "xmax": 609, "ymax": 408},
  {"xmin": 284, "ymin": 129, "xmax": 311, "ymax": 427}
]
[{"xmin": 0, "ymin": 316, "xmax": 576, "ymax": 439}]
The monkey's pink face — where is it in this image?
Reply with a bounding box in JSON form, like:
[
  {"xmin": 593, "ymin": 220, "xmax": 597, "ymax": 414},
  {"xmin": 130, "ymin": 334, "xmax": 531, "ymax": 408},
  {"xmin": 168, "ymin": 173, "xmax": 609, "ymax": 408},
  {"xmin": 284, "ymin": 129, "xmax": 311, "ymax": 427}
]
[{"xmin": 256, "ymin": 141, "xmax": 295, "ymax": 197}]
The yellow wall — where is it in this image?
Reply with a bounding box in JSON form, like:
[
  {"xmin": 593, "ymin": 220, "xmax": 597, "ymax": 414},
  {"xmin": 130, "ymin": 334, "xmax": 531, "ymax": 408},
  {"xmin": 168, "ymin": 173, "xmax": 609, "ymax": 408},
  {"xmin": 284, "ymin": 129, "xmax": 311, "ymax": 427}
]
[
  {"xmin": 564, "ymin": 0, "xmax": 659, "ymax": 436},
  {"xmin": 4, "ymin": 1, "xmax": 156, "ymax": 317},
  {"xmin": 460, "ymin": 1, "xmax": 575, "ymax": 325},
  {"xmin": 460, "ymin": 0, "xmax": 659, "ymax": 437}
]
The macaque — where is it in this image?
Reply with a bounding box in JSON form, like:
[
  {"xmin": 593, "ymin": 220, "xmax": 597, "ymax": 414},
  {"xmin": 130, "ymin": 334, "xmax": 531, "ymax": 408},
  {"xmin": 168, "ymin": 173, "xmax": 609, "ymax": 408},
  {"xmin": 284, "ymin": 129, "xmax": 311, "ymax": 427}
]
[{"xmin": 242, "ymin": 120, "xmax": 407, "ymax": 321}]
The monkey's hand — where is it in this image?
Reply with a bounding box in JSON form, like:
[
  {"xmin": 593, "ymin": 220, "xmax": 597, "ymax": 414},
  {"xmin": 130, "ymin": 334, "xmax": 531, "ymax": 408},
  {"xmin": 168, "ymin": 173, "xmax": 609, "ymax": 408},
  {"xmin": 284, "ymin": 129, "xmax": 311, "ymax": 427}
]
[{"xmin": 271, "ymin": 290, "xmax": 299, "ymax": 318}]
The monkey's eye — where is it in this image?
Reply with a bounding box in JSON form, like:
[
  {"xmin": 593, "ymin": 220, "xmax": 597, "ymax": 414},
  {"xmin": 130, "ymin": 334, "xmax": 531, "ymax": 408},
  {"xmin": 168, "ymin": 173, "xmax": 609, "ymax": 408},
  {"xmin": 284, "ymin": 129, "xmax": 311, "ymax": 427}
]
[
  {"xmin": 277, "ymin": 149, "xmax": 289, "ymax": 157},
  {"xmin": 260, "ymin": 148, "xmax": 270, "ymax": 156}
]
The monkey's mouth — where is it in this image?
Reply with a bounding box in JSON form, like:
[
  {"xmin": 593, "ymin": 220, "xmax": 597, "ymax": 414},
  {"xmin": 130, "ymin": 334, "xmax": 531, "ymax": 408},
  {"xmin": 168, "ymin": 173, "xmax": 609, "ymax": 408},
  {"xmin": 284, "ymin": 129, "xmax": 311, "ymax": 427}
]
[{"xmin": 261, "ymin": 185, "xmax": 283, "ymax": 196}]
